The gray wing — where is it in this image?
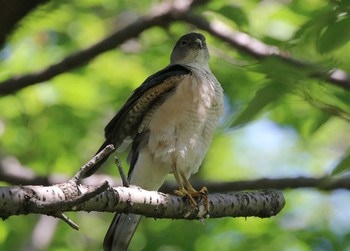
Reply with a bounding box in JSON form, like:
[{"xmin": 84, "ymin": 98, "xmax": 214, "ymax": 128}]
[{"xmin": 84, "ymin": 64, "xmax": 191, "ymax": 177}]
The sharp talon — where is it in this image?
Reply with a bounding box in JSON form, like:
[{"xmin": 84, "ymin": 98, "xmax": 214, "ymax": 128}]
[
  {"xmin": 174, "ymin": 189, "xmax": 185, "ymax": 197},
  {"xmin": 174, "ymin": 187, "xmax": 210, "ymax": 213},
  {"xmin": 199, "ymin": 187, "xmax": 208, "ymax": 195},
  {"xmin": 197, "ymin": 187, "xmax": 209, "ymax": 213}
]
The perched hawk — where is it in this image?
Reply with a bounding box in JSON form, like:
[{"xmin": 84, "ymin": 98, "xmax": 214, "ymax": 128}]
[{"xmin": 85, "ymin": 32, "xmax": 224, "ymax": 251}]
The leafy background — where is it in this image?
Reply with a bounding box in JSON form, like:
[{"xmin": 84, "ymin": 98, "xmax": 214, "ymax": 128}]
[{"xmin": 1, "ymin": 0, "xmax": 350, "ymax": 250}]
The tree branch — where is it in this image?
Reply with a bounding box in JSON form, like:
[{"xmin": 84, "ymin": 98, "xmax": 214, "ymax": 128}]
[
  {"xmin": 179, "ymin": 13, "xmax": 350, "ymax": 90},
  {"xmin": 2, "ymin": 0, "xmax": 350, "ymax": 95},
  {"xmin": 0, "ymin": 0, "xmax": 206, "ymax": 96},
  {"xmin": 0, "ymin": 144, "xmax": 284, "ymax": 223},
  {"xmin": 0, "ymin": 183, "xmax": 284, "ymax": 220},
  {"xmin": 161, "ymin": 176, "xmax": 350, "ymax": 193},
  {"xmin": 0, "ymin": 145, "xmax": 282, "ymax": 233},
  {"xmin": 1, "ymin": 158, "xmax": 349, "ymax": 192},
  {"xmin": 0, "ymin": 0, "xmax": 49, "ymax": 48}
]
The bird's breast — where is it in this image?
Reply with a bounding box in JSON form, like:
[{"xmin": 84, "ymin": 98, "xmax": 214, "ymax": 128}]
[{"xmin": 147, "ymin": 69, "xmax": 224, "ymax": 177}]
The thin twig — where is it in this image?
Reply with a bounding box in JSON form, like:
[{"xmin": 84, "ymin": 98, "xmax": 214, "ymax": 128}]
[
  {"xmin": 72, "ymin": 144, "xmax": 115, "ymax": 182},
  {"xmin": 114, "ymin": 156, "xmax": 129, "ymax": 187},
  {"xmin": 56, "ymin": 213, "xmax": 79, "ymax": 230}
]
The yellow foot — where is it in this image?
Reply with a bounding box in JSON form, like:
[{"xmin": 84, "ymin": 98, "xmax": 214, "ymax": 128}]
[{"xmin": 174, "ymin": 186, "xmax": 209, "ymax": 212}]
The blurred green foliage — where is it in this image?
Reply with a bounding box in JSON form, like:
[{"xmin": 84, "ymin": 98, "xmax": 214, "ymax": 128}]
[{"xmin": 1, "ymin": 0, "xmax": 350, "ymax": 250}]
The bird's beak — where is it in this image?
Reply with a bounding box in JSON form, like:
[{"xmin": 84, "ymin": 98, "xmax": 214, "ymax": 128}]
[{"xmin": 195, "ymin": 38, "xmax": 203, "ymax": 49}]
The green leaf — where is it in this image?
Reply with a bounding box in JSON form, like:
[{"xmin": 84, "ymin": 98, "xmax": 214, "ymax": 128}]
[
  {"xmin": 318, "ymin": 16, "xmax": 350, "ymax": 54},
  {"xmin": 307, "ymin": 112, "xmax": 331, "ymax": 135},
  {"xmin": 332, "ymin": 152, "xmax": 350, "ymax": 175},
  {"xmin": 230, "ymin": 81, "xmax": 288, "ymax": 127},
  {"xmin": 217, "ymin": 5, "xmax": 249, "ymax": 27}
]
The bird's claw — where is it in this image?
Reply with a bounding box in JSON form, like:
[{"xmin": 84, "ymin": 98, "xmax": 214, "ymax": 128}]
[
  {"xmin": 198, "ymin": 186, "xmax": 208, "ymax": 196},
  {"xmin": 174, "ymin": 186, "xmax": 209, "ymax": 213}
]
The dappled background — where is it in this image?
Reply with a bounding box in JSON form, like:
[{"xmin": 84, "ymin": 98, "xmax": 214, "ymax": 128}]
[{"xmin": 1, "ymin": 0, "xmax": 350, "ymax": 250}]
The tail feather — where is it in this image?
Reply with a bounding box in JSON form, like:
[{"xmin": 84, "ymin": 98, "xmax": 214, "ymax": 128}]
[{"xmin": 103, "ymin": 213, "xmax": 142, "ymax": 251}]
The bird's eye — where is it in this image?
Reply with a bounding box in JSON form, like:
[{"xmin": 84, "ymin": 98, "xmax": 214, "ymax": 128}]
[{"xmin": 180, "ymin": 40, "xmax": 188, "ymax": 47}]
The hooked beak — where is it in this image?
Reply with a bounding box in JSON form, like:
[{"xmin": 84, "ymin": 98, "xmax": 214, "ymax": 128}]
[{"xmin": 195, "ymin": 38, "xmax": 203, "ymax": 49}]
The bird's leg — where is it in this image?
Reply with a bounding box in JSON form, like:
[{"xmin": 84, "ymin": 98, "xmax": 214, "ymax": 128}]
[
  {"xmin": 171, "ymin": 156, "xmax": 209, "ymax": 212},
  {"xmin": 180, "ymin": 172, "xmax": 208, "ymax": 195},
  {"xmin": 180, "ymin": 172, "xmax": 209, "ymax": 212},
  {"xmin": 172, "ymin": 156, "xmax": 197, "ymax": 207},
  {"xmin": 171, "ymin": 157, "xmax": 198, "ymax": 207}
]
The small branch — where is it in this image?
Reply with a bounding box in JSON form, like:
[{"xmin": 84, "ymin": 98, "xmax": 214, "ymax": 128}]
[
  {"xmin": 56, "ymin": 213, "xmax": 79, "ymax": 230},
  {"xmin": 72, "ymin": 144, "xmax": 115, "ymax": 182},
  {"xmin": 11, "ymin": 145, "xmax": 114, "ymax": 228},
  {"xmin": 45, "ymin": 144, "xmax": 115, "ymax": 229},
  {"xmin": 114, "ymin": 156, "xmax": 129, "ymax": 187}
]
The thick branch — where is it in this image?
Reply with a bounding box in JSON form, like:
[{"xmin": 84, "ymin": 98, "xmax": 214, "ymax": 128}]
[
  {"xmin": 0, "ymin": 183, "xmax": 284, "ymax": 220},
  {"xmin": 0, "ymin": 144, "xmax": 283, "ymax": 223}
]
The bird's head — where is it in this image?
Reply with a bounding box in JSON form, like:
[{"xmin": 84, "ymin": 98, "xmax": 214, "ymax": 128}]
[{"xmin": 170, "ymin": 32, "xmax": 210, "ymax": 67}]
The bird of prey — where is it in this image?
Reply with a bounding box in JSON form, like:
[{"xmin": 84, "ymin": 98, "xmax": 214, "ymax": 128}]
[{"xmin": 84, "ymin": 32, "xmax": 224, "ymax": 251}]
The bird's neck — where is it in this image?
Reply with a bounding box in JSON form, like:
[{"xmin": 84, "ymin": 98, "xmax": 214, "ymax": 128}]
[{"xmin": 170, "ymin": 61, "xmax": 211, "ymax": 72}]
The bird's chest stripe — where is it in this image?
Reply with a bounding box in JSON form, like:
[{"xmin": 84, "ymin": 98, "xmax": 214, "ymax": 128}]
[
  {"xmin": 149, "ymin": 75, "xmax": 215, "ymax": 133},
  {"xmin": 146, "ymin": 74, "xmax": 222, "ymax": 165}
]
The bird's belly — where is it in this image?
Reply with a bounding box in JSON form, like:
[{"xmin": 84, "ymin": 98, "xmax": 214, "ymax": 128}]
[
  {"xmin": 147, "ymin": 77, "xmax": 222, "ymax": 178},
  {"xmin": 148, "ymin": 119, "xmax": 212, "ymax": 178}
]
